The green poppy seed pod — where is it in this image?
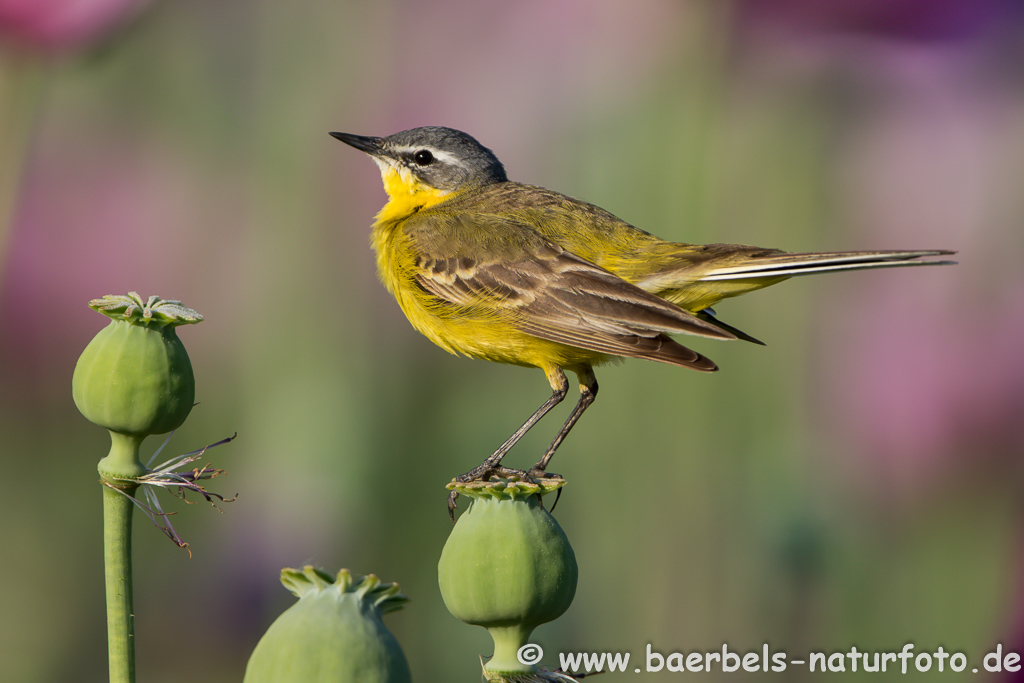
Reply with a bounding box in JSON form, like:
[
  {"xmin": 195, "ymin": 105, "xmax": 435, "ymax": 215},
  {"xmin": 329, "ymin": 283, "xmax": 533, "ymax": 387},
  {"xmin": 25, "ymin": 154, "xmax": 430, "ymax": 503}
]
[
  {"xmin": 244, "ymin": 567, "xmax": 412, "ymax": 683},
  {"xmin": 439, "ymin": 479, "xmax": 577, "ymax": 678},
  {"xmin": 73, "ymin": 293, "xmax": 201, "ymax": 438},
  {"xmin": 73, "ymin": 293, "xmax": 202, "ymax": 481}
]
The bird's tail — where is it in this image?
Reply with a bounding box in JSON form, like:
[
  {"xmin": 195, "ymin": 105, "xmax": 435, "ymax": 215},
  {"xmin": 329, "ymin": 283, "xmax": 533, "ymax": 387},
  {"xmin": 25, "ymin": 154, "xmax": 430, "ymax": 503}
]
[
  {"xmin": 697, "ymin": 249, "xmax": 957, "ymax": 281},
  {"xmin": 642, "ymin": 247, "xmax": 956, "ymax": 337}
]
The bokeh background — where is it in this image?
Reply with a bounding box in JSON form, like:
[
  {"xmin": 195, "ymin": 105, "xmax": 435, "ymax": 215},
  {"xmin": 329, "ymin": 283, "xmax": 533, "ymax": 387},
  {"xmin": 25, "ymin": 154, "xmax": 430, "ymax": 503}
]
[{"xmin": 2, "ymin": 1, "xmax": 1024, "ymax": 681}]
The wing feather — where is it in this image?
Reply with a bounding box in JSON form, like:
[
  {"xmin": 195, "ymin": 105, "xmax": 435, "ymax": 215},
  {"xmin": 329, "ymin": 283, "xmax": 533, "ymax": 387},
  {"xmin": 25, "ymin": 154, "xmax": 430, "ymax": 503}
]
[{"xmin": 408, "ymin": 215, "xmax": 732, "ymax": 370}]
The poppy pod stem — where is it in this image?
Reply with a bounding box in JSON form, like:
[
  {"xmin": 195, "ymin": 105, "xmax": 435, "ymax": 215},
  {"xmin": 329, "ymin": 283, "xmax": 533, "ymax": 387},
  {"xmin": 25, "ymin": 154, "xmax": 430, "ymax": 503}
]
[
  {"xmin": 73, "ymin": 293, "xmax": 203, "ymax": 683},
  {"xmin": 102, "ymin": 484, "xmax": 137, "ymax": 683}
]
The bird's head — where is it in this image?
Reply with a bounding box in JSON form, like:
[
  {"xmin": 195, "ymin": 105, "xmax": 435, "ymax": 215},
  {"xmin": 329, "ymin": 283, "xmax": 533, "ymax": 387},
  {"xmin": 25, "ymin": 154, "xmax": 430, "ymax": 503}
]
[{"xmin": 331, "ymin": 126, "xmax": 507, "ymax": 208}]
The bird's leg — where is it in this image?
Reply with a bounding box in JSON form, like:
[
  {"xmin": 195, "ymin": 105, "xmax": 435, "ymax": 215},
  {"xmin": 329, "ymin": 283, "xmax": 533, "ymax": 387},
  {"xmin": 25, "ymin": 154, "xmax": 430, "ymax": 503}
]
[
  {"xmin": 455, "ymin": 368, "xmax": 569, "ymax": 484},
  {"xmin": 528, "ymin": 367, "xmax": 598, "ymax": 478},
  {"xmin": 449, "ymin": 369, "xmax": 569, "ymax": 518}
]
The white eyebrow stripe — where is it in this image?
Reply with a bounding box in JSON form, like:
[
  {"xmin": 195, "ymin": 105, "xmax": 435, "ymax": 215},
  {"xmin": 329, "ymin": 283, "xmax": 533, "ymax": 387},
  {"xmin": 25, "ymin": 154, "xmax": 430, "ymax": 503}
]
[{"xmin": 389, "ymin": 145, "xmax": 468, "ymax": 169}]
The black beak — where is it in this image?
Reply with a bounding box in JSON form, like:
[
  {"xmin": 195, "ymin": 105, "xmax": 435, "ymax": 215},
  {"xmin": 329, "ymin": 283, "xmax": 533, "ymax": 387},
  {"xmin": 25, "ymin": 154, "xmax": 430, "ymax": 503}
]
[{"xmin": 329, "ymin": 132, "xmax": 385, "ymax": 156}]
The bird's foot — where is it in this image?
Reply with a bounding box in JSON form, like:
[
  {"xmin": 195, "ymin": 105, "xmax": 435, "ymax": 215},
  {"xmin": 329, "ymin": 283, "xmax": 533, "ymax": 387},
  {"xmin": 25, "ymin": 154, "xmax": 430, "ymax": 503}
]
[
  {"xmin": 527, "ymin": 465, "xmax": 564, "ymax": 512},
  {"xmin": 447, "ymin": 465, "xmax": 566, "ymax": 520},
  {"xmin": 447, "ymin": 465, "xmax": 535, "ymax": 521},
  {"xmin": 457, "ymin": 463, "xmax": 534, "ymax": 485},
  {"xmin": 527, "ymin": 465, "xmax": 561, "ymax": 481}
]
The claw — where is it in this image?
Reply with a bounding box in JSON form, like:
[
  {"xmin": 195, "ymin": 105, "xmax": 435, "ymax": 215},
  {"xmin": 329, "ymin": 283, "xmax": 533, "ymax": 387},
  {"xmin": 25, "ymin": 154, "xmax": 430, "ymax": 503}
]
[
  {"xmin": 549, "ymin": 485, "xmax": 563, "ymax": 512},
  {"xmin": 447, "ymin": 489, "xmax": 459, "ymax": 523},
  {"xmin": 526, "ymin": 466, "xmax": 564, "ymax": 512},
  {"xmin": 448, "ymin": 465, "xmax": 541, "ymax": 519}
]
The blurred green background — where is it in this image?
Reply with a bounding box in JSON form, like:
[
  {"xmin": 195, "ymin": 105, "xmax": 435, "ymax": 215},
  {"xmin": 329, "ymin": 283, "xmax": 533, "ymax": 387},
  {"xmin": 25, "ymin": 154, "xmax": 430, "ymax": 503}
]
[{"xmin": 2, "ymin": 1, "xmax": 1024, "ymax": 681}]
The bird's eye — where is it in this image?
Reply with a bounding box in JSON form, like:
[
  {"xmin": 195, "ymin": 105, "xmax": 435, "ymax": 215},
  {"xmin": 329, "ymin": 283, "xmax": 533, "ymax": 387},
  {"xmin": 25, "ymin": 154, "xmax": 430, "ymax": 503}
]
[{"xmin": 413, "ymin": 150, "xmax": 434, "ymax": 166}]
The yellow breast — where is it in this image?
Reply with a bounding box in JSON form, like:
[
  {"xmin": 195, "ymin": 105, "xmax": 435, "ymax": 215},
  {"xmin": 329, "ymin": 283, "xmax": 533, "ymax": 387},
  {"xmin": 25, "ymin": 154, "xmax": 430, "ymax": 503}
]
[{"xmin": 370, "ymin": 203, "xmax": 605, "ymax": 373}]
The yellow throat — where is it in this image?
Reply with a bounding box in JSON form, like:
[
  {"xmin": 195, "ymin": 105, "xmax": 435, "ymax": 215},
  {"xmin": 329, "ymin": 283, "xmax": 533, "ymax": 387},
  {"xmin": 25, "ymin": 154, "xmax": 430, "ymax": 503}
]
[{"xmin": 375, "ymin": 164, "xmax": 453, "ymax": 224}]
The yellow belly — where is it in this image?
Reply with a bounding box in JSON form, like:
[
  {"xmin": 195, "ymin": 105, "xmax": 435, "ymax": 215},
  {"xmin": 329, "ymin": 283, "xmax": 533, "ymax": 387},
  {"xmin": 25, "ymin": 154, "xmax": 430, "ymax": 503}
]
[{"xmin": 372, "ymin": 213, "xmax": 607, "ymax": 373}]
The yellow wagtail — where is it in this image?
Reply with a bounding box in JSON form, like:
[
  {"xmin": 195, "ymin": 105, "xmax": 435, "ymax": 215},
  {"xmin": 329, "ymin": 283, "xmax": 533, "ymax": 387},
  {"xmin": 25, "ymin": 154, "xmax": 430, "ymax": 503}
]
[{"xmin": 331, "ymin": 126, "xmax": 954, "ymax": 496}]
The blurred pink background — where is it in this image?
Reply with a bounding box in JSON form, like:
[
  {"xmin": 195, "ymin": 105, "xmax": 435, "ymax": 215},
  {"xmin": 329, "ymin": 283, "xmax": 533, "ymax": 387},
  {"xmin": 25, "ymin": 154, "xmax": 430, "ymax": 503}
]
[{"xmin": 1, "ymin": 1, "xmax": 1023, "ymax": 681}]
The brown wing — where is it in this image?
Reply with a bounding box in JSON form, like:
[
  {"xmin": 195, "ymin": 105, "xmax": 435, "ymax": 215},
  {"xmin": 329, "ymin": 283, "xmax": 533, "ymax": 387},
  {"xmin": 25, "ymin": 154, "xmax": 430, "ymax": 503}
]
[{"xmin": 409, "ymin": 215, "xmax": 735, "ymax": 371}]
